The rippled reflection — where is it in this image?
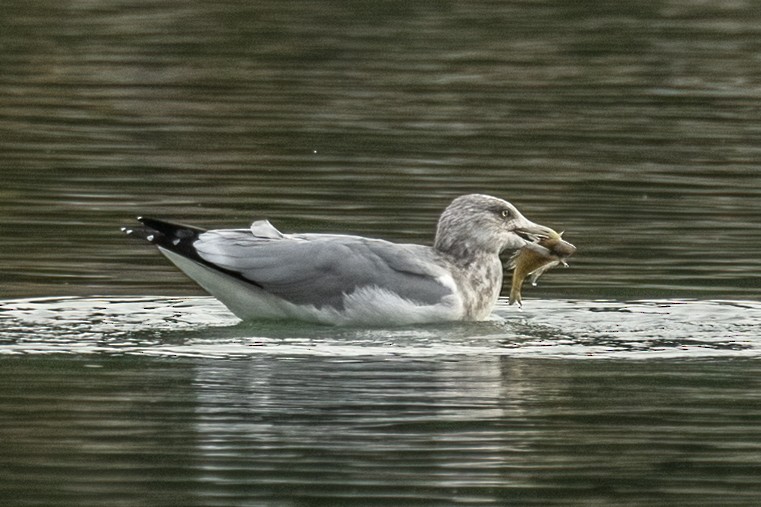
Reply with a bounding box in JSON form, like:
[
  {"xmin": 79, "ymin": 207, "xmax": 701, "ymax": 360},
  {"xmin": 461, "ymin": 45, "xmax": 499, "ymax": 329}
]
[
  {"xmin": 2, "ymin": 295, "xmax": 761, "ymax": 505},
  {"xmin": 2, "ymin": 340, "xmax": 761, "ymax": 505},
  {"xmin": 1, "ymin": 0, "xmax": 761, "ymax": 301}
]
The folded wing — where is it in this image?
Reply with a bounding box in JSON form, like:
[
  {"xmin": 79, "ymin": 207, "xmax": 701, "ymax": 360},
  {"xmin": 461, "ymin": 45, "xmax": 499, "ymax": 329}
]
[{"xmin": 193, "ymin": 229, "xmax": 454, "ymax": 311}]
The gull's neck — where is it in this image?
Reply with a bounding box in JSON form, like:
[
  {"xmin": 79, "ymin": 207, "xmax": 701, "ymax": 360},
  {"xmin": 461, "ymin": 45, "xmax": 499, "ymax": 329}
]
[
  {"xmin": 434, "ymin": 242, "xmax": 504, "ymax": 320},
  {"xmin": 434, "ymin": 232, "xmax": 502, "ymax": 264}
]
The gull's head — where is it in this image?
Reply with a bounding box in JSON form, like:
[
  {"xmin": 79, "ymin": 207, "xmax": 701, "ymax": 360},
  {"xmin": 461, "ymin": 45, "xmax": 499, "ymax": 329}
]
[{"xmin": 434, "ymin": 194, "xmax": 557, "ymax": 258}]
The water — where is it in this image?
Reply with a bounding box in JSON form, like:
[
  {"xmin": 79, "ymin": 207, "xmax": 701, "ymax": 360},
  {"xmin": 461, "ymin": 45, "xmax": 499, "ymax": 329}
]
[
  {"xmin": 2, "ymin": 0, "xmax": 761, "ymax": 505},
  {"xmin": 3, "ymin": 297, "xmax": 761, "ymax": 506},
  {"xmin": 2, "ymin": 296, "xmax": 760, "ymax": 360}
]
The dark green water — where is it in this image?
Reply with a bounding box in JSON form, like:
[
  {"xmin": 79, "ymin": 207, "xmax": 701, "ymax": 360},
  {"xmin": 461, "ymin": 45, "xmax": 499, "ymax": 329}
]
[{"xmin": 2, "ymin": 1, "xmax": 761, "ymax": 505}]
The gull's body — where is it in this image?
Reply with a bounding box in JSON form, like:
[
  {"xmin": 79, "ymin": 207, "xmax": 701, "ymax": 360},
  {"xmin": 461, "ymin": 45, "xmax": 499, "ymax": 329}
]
[{"xmin": 124, "ymin": 194, "xmax": 561, "ymax": 326}]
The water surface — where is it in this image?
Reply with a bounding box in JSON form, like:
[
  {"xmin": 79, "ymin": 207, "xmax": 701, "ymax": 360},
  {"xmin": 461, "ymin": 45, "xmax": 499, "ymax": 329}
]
[
  {"xmin": 2, "ymin": 296, "xmax": 760, "ymax": 360},
  {"xmin": 1, "ymin": 0, "xmax": 760, "ymax": 301},
  {"xmin": 2, "ymin": 296, "xmax": 761, "ymax": 506}
]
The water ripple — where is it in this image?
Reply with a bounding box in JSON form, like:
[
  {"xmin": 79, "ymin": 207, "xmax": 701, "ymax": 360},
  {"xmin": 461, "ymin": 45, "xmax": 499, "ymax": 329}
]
[{"xmin": 1, "ymin": 296, "xmax": 759, "ymax": 359}]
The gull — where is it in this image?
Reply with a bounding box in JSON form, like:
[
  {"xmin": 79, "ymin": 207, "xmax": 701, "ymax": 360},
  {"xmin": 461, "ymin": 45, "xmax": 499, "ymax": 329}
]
[{"xmin": 123, "ymin": 194, "xmax": 565, "ymax": 326}]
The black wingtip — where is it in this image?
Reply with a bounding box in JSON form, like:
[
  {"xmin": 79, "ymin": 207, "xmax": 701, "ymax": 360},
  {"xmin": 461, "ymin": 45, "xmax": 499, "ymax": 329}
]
[
  {"xmin": 137, "ymin": 217, "xmax": 205, "ymax": 237},
  {"xmin": 123, "ymin": 216, "xmax": 208, "ymax": 252},
  {"xmin": 123, "ymin": 216, "xmax": 265, "ymax": 291}
]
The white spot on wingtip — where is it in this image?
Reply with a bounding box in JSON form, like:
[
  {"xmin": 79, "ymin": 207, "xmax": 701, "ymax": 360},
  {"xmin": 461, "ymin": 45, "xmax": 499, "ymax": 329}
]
[
  {"xmin": 172, "ymin": 238, "xmax": 180, "ymax": 245},
  {"xmin": 146, "ymin": 234, "xmax": 155, "ymax": 242}
]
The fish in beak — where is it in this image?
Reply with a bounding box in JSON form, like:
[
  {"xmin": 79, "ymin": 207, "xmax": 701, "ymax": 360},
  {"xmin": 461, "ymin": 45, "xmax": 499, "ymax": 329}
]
[{"xmin": 508, "ymin": 227, "xmax": 576, "ymax": 307}]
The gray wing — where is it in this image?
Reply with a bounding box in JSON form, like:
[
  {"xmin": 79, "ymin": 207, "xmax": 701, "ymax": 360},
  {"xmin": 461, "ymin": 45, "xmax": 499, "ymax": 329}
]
[{"xmin": 193, "ymin": 230, "xmax": 453, "ymax": 310}]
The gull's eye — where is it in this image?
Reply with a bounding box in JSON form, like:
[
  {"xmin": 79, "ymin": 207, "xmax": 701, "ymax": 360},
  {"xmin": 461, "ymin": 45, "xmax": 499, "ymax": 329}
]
[{"xmin": 500, "ymin": 209, "xmax": 511, "ymax": 219}]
